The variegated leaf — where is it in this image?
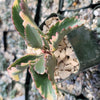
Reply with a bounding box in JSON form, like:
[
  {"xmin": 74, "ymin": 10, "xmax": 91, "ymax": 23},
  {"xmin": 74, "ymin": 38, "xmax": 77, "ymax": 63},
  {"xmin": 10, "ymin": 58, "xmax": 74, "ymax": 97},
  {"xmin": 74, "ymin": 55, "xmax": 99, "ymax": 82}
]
[
  {"xmin": 50, "ymin": 26, "xmax": 82, "ymax": 51},
  {"xmin": 7, "ymin": 54, "xmax": 38, "ymax": 81},
  {"xmin": 25, "ymin": 24, "xmax": 43, "ymax": 48},
  {"xmin": 12, "ymin": 0, "xmax": 26, "ymax": 38},
  {"xmin": 19, "ymin": 0, "xmax": 42, "ymax": 34},
  {"xmin": 20, "ymin": 0, "xmax": 50, "ymax": 49},
  {"xmin": 34, "ymin": 55, "xmax": 46, "ymax": 74},
  {"xmin": 29, "ymin": 65, "xmax": 57, "ymax": 100},
  {"xmin": 46, "ymin": 54, "xmax": 57, "ymax": 83},
  {"xmin": 47, "ymin": 17, "xmax": 82, "ymax": 40}
]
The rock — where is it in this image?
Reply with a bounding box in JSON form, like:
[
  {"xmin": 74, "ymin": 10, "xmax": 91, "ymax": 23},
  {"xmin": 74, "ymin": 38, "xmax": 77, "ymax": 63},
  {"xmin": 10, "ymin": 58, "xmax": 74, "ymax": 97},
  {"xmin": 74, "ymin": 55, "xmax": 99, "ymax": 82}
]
[
  {"xmin": 59, "ymin": 63, "xmax": 65, "ymax": 70},
  {"xmin": 59, "ymin": 49, "xmax": 66, "ymax": 60},
  {"xmin": 66, "ymin": 48, "xmax": 73, "ymax": 56},
  {"xmin": 13, "ymin": 95, "xmax": 25, "ymax": 100},
  {"xmin": 54, "ymin": 50, "xmax": 60, "ymax": 58},
  {"xmin": 14, "ymin": 83, "xmax": 24, "ymax": 95},
  {"xmin": 59, "ymin": 71, "xmax": 71, "ymax": 79},
  {"xmin": 64, "ymin": 65, "xmax": 73, "ymax": 71},
  {"xmin": 63, "ymin": 57, "xmax": 69, "ymax": 65}
]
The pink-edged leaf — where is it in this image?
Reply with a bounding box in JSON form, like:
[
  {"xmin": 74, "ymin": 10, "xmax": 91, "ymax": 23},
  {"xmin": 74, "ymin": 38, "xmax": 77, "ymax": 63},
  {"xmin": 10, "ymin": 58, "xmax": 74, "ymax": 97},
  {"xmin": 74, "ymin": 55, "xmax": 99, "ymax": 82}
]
[
  {"xmin": 45, "ymin": 54, "xmax": 57, "ymax": 83},
  {"xmin": 25, "ymin": 24, "xmax": 43, "ymax": 48},
  {"xmin": 20, "ymin": 0, "xmax": 50, "ymax": 49},
  {"xmin": 47, "ymin": 17, "xmax": 83, "ymax": 41},
  {"xmin": 46, "ymin": 17, "xmax": 83, "ymax": 51},
  {"xmin": 7, "ymin": 54, "xmax": 39, "ymax": 81},
  {"xmin": 12, "ymin": 0, "xmax": 26, "ymax": 38},
  {"xmin": 50, "ymin": 25, "xmax": 82, "ymax": 51},
  {"xmin": 29, "ymin": 65, "xmax": 57, "ymax": 100},
  {"xmin": 19, "ymin": 11, "xmax": 38, "ymax": 29},
  {"xmin": 19, "ymin": 0, "xmax": 41, "ymax": 32},
  {"xmin": 50, "ymin": 28, "xmax": 71, "ymax": 51},
  {"xmin": 34, "ymin": 55, "xmax": 46, "ymax": 74},
  {"xmin": 20, "ymin": 0, "xmax": 29, "ymax": 15}
]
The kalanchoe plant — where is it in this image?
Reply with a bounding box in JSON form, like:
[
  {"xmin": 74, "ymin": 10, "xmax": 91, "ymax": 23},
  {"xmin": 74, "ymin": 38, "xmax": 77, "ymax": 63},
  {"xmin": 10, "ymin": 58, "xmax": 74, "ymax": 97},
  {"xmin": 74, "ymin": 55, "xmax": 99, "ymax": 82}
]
[{"xmin": 8, "ymin": 0, "xmax": 83, "ymax": 99}]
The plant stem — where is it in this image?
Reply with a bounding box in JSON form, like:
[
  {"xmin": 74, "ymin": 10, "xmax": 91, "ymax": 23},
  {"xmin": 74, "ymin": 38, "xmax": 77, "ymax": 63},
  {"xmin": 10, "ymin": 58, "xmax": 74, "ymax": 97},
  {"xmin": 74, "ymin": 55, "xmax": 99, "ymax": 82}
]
[
  {"xmin": 58, "ymin": 0, "xmax": 64, "ymax": 14},
  {"xmin": 3, "ymin": 31, "xmax": 8, "ymax": 51},
  {"xmin": 34, "ymin": 0, "xmax": 42, "ymax": 26},
  {"xmin": 25, "ymin": 68, "xmax": 31, "ymax": 100},
  {"xmin": 25, "ymin": 0, "xmax": 42, "ymax": 100}
]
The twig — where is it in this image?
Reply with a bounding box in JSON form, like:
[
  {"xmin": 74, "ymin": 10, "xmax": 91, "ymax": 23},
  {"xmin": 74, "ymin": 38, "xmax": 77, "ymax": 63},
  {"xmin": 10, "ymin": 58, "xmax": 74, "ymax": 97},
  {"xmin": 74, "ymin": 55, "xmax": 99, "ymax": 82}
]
[
  {"xmin": 3, "ymin": 31, "xmax": 8, "ymax": 51},
  {"xmin": 25, "ymin": 68, "xmax": 31, "ymax": 100},
  {"xmin": 90, "ymin": 0, "xmax": 93, "ymax": 4},
  {"xmin": 58, "ymin": 0, "xmax": 64, "ymax": 14},
  {"xmin": 90, "ymin": 5, "xmax": 100, "ymax": 26},
  {"xmin": 58, "ymin": 0, "xmax": 100, "ymax": 14},
  {"xmin": 34, "ymin": 0, "xmax": 42, "ymax": 26}
]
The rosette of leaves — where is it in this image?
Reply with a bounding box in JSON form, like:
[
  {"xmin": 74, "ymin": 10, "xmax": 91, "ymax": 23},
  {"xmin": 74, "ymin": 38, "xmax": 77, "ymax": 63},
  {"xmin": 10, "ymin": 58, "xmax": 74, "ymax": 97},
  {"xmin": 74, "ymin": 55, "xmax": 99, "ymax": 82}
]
[{"xmin": 7, "ymin": 0, "xmax": 82, "ymax": 99}]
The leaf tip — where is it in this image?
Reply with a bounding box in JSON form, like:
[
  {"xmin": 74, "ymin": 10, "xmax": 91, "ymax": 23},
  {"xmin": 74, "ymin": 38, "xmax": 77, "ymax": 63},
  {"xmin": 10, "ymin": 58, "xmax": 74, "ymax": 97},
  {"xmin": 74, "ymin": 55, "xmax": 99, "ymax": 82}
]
[{"xmin": 7, "ymin": 67, "xmax": 20, "ymax": 81}]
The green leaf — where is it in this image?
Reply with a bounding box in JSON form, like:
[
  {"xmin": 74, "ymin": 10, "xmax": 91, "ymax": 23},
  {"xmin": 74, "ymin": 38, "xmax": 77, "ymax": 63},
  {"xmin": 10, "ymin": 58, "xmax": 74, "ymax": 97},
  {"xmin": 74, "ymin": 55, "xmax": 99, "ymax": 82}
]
[
  {"xmin": 25, "ymin": 24, "xmax": 43, "ymax": 48},
  {"xmin": 19, "ymin": 11, "xmax": 38, "ymax": 29},
  {"xmin": 29, "ymin": 65, "xmax": 57, "ymax": 100},
  {"xmin": 42, "ymin": 37, "xmax": 50, "ymax": 50},
  {"xmin": 34, "ymin": 55, "xmax": 46, "ymax": 74},
  {"xmin": 50, "ymin": 26, "xmax": 82, "ymax": 51},
  {"xmin": 50, "ymin": 28, "xmax": 71, "ymax": 51},
  {"xmin": 47, "ymin": 17, "xmax": 82, "ymax": 40},
  {"xmin": 12, "ymin": 0, "xmax": 25, "ymax": 38},
  {"xmin": 19, "ymin": 1, "xmax": 43, "ymax": 35},
  {"xmin": 19, "ymin": 0, "xmax": 50, "ymax": 49},
  {"xmin": 34, "ymin": 54, "xmax": 57, "ymax": 81},
  {"xmin": 46, "ymin": 54, "xmax": 57, "ymax": 83},
  {"xmin": 7, "ymin": 54, "xmax": 38, "ymax": 81},
  {"xmin": 67, "ymin": 26, "xmax": 100, "ymax": 71},
  {"xmin": 48, "ymin": 17, "xmax": 83, "ymax": 51}
]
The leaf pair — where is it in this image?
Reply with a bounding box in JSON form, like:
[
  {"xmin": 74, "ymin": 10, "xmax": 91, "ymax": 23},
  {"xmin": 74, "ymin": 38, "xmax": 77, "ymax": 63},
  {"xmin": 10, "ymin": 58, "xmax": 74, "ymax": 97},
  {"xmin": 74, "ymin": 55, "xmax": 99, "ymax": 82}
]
[
  {"xmin": 7, "ymin": 53, "xmax": 57, "ymax": 100},
  {"xmin": 7, "ymin": 54, "xmax": 38, "ymax": 81},
  {"xmin": 33, "ymin": 54, "xmax": 57, "ymax": 83},
  {"xmin": 12, "ymin": 0, "xmax": 49, "ymax": 49},
  {"xmin": 30, "ymin": 54, "xmax": 57, "ymax": 100},
  {"xmin": 29, "ymin": 68, "xmax": 57, "ymax": 100},
  {"xmin": 12, "ymin": 0, "xmax": 38, "ymax": 38},
  {"xmin": 48, "ymin": 17, "xmax": 83, "ymax": 51}
]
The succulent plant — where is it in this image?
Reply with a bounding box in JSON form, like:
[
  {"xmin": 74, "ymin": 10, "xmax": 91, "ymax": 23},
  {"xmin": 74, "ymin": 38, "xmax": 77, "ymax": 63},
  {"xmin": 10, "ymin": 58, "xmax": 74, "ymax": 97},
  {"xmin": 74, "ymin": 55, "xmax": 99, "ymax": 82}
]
[{"xmin": 7, "ymin": 0, "xmax": 83, "ymax": 99}]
